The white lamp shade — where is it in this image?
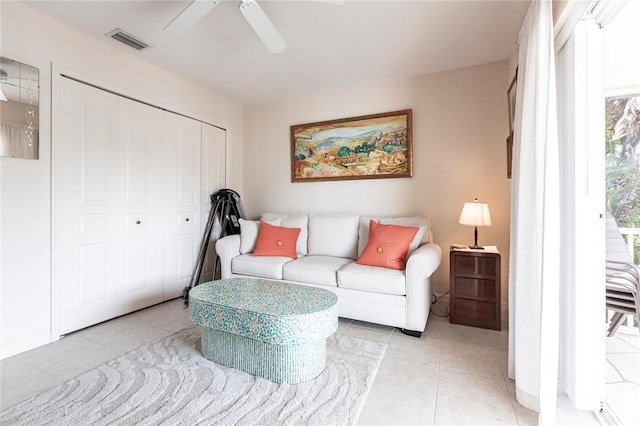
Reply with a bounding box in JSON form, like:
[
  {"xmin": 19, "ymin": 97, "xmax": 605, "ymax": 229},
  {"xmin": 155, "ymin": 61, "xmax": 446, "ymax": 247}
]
[{"xmin": 459, "ymin": 201, "xmax": 492, "ymax": 227}]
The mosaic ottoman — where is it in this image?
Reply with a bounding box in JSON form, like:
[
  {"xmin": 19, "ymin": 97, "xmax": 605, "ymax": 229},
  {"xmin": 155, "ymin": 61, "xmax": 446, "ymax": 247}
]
[{"xmin": 189, "ymin": 278, "xmax": 338, "ymax": 383}]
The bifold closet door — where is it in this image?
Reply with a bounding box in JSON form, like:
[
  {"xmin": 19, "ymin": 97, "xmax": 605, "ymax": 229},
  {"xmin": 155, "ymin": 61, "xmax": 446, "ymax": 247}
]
[
  {"xmin": 55, "ymin": 76, "xmax": 226, "ymax": 334},
  {"xmin": 116, "ymin": 98, "xmax": 164, "ymax": 315},
  {"xmin": 162, "ymin": 113, "xmax": 202, "ymax": 299},
  {"xmin": 56, "ymin": 77, "xmax": 120, "ymax": 334}
]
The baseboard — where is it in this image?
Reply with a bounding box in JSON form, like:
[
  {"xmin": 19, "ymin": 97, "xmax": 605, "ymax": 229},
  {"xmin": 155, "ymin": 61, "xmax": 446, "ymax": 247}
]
[{"xmin": 1, "ymin": 332, "xmax": 53, "ymax": 360}]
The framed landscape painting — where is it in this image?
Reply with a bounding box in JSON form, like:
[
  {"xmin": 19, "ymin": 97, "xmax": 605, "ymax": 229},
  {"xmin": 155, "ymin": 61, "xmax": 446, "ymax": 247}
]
[{"xmin": 291, "ymin": 109, "xmax": 413, "ymax": 182}]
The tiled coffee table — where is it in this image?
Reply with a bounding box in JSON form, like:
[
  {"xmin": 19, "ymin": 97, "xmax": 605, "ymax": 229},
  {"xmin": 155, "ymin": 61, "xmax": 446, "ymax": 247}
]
[{"xmin": 189, "ymin": 278, "xmax": 338, "ymax": 383}]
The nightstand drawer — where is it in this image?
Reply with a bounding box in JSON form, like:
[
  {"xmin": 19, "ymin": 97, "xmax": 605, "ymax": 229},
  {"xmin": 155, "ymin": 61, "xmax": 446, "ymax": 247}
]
[
  {"xmin": 453, "ymin": 299, "xmax": 497, "ymax": 321},
  {"xmin": 454, "ymin": 277, "xmax": 497, "ymax": 298},
  {"xmin": 453, "ymin": 255, "xmax": 497, "ymax": 276}
]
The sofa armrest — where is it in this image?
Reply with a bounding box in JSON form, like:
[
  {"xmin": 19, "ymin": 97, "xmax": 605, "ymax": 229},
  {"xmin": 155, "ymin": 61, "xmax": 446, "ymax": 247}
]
[
  {"xmin": 406, "ymin": 243, "xmax": 442, "ymax": 279},
  {"xmin": 215, "ymin": 234, "xmax": 241, "ymax": 279},
  {"xmin": 404, "ymin": 243, "xmax": 442, "ymax": 332}
]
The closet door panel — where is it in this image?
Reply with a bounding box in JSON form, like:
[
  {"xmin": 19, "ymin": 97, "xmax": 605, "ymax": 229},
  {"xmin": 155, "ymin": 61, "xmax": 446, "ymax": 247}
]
[
  {"xmin": 177, "ymin": 234, "xmax": 197, "ymax": 280},
  {"xmin": 200, "ymin": 123, "xmax": 227, "ymax": 282},
  {"xmin": 80, "ymin": 244, "xmax": 109, "ymax": 302},
  {"xmin": 123, "ymin": 239, "xmax": 149, "ymax": 291},
  {"xmin": 124, "ymin": 115, "xmax": 149, "ymax": 204},
  {"xmin": 163, "ymin": 114, "xmax": 201, "ymax": 299},
  {"xmin": 117, "ymin": 98, "xmax": 164, "ymax": 313},
  {"xmin": 81, "ymin": 104, "xmax": 111, "ymax": 203},
  {"xmin": 56, "ymin": 77, "xmax": 119, "ymax": 335},
  {"xmin": 178, "ymin": 135, "xmax": 199, "ymax": 205},
  {"xmin": 201, "ymin": 123, "xmax": 226, "ymax": 203}
]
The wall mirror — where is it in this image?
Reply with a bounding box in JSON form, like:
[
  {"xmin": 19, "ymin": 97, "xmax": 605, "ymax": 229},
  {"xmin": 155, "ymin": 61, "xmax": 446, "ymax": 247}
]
[{"xmin": 0, "ymin": 57, "xmax": 39, "ymax": 159}]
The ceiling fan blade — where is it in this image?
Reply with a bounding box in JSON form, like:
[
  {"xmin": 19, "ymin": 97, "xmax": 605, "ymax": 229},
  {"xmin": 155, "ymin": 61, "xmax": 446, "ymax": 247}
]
[
  {"xmin": 239, "ymin": 0, "xmax": 287, "ymax": 53},
  {"xmin": 164, "ymin": 0, "xmax": 221, "ymax": 34}
]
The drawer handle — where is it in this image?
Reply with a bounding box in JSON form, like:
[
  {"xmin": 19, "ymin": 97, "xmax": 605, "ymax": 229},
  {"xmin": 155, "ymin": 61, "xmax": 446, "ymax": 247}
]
[
  {"xmin": 135, "ymin": 220, "xmax": 141, "ymax": 225},
  {"xmin": 185, "ymin": 218, "xmax": 190, "ymax": 222}
]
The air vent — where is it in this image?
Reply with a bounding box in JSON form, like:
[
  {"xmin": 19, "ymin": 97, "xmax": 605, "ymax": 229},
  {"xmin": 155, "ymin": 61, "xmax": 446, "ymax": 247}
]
[{"xmin": 105, "ymin": 29, "xmax": 151, "ymax": 51}]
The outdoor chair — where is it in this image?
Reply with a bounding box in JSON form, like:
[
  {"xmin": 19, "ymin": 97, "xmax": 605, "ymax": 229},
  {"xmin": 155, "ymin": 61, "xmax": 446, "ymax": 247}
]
[{"xmin": 605, "ymin": 213, "xmax": 640, "ymax": 336}]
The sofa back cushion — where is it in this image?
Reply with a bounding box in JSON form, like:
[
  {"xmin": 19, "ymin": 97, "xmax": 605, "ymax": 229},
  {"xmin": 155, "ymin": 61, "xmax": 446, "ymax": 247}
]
[
  {"xmin": 358, "ymin": 216, "xmax": 431, "ymax": 257},
  {"xmin": 261, "ymin": 213, "xmax": 309, "ymax": 255},
  {"xmin": 308, "ymin": 214, "xmax": 360, "ymax": 259}
]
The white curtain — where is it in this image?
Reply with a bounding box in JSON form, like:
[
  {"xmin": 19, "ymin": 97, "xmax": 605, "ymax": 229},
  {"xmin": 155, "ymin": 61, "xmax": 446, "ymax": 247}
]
[{"xmin": 508, "ymin": 0, "xmax": 560, "ymax": 423}]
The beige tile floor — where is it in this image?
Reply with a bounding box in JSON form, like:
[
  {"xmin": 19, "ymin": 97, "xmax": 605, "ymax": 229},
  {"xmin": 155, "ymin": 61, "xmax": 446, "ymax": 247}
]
[
  {"xmin": 605, "ymin": 330, "xmax": 640, "ymax": 425},
  {"xmin": 1, "ymin": 298, "xmax": 601, "ymax": 425}
]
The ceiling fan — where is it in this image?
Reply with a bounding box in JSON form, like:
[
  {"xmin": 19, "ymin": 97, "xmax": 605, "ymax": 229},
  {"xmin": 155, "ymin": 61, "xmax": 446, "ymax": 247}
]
[{"xmin": 163, "ymin": 0, "xmax": 343, "ymax": 54}]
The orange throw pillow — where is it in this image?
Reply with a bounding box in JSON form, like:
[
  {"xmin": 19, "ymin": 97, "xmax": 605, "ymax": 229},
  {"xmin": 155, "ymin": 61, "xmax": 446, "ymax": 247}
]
[
  {"xmin": 356, "ymin": 220, "xmax": 419, "ymax": 270},
  {"xmin": 252, "ymin": 220, "xmax": 301, "ymax": 259}
]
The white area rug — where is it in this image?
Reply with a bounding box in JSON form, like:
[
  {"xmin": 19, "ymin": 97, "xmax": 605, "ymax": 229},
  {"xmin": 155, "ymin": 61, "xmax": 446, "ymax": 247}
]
[{"xmin": 1, "ymin": 327, "xmax": 386, "ymax": 426}]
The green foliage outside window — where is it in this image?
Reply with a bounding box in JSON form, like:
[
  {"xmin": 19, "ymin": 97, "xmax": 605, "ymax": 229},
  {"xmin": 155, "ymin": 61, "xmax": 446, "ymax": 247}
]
[{"xmin": 606, "ymin": 95, "xmax": 640, "ymax": 264}]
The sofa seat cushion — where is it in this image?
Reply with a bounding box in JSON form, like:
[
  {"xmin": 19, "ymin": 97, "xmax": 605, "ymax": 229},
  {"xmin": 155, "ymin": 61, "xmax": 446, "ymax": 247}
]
[
  {"xmin": 283, "ymin": 256, "xmax": 354, "ymax": 287},
  {"xmin": 231, "ymin": 254, "xmax": 294, "ymax": 280},
  {"xmin": 337, "ymin": 262, "xmax": 406, "ymax": 296}
]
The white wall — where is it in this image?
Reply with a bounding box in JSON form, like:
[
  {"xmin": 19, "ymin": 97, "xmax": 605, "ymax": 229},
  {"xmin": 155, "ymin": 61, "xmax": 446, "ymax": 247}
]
[
  {"xmin": 0, "ymin": 2, "xmax": 243, "ymax": 358},
  {"xmin": 243, "ymin": 61, "xmax": 512, "ymax": 297}
]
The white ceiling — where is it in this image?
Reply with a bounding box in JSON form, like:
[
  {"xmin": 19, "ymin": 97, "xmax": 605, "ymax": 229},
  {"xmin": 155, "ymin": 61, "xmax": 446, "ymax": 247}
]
[{"xmin": 24, "ymin": 0, "xmax": 531, "ymax": 106}]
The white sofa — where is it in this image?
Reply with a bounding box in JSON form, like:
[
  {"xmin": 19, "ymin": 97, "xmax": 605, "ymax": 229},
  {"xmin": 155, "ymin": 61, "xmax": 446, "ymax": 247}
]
[{"xmin": 215, "ymin": 213, "xmax": 442, "ymax": 336}]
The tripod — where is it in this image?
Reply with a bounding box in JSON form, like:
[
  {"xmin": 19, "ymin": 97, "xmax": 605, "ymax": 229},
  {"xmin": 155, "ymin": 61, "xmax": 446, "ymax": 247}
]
[{"xmin": 182, "ymin": 189, "xmax": 246, "ymax": 305}]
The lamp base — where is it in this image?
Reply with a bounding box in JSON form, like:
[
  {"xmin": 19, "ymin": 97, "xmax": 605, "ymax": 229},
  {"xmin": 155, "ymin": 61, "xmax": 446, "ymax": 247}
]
[
  {"xmin": 468, "ymin": 227, "xmax": 484, "ymax": 250},
  {"xmin": 467, "ymin": 245, "xmax": 485, "ymax": 250}
]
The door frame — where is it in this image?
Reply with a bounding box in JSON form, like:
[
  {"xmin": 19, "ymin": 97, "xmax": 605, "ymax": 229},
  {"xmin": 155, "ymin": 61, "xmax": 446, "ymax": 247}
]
[{"xmin": 554, "ymin": 0, "xmax": 628, "ymax": 412}]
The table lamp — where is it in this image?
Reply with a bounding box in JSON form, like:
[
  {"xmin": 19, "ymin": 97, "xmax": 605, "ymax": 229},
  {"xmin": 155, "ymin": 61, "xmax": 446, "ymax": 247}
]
[{"xmin": 459, "ymin": 198, "xmax": 492, "ymax": 249}]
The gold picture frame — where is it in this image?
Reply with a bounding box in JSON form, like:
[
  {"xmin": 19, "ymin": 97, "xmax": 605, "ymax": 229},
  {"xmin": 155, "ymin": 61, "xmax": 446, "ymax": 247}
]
[
  {"xmin": 506, "ymin": 133, "xmax": 513, "ymax": 179},
  {"xmin": 507, "ymin": 68, "xmax": 517, "ymax": 134},
  {"xmin": 506, "ymin": 68, "xmax": 517, "ymax": 179},
  {"xmin": 290, "ymin": 110, "xmax": 413, "ymax": 183}
]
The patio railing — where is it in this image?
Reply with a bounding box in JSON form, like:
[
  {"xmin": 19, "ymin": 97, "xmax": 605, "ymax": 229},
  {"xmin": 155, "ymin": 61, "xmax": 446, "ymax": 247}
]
[{"xmin": 613, "ymin": 227, "xmax": 640, "ymax": 333}]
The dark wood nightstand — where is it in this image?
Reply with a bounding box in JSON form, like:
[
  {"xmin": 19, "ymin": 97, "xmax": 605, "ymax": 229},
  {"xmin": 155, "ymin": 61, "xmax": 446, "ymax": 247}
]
[{"xmin": 450, "ymin": 247, "xmax": 501, "ymax": 330}]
